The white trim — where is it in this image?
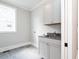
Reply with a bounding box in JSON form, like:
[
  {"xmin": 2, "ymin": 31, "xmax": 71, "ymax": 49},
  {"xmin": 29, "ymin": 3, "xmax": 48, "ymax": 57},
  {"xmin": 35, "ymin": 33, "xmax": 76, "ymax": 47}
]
[
  {"xmin": 61, "ymin": 0, "xmax": 73, "ymax": 59},
  {"xmin": 77, "ymin": 0, "xmax": 79, "ymax": 59},
  {"xmin": 67, "ymin": 0, "xmax": 73, "ymax": 59},
  {"xmin": 30, "ymin": 0, "xmax": 47, "ymax": 11},
  {"xmin": 31, "ymin": 42, "xmax": 38, "ymax": 48},
  {"xmin": 61, "ymin": 0, "xmax": 65, "ymax": 59},
  {"xmin": 0, "ymin": 42, "xmax": 32, "ymax": 52},
  {"xmin": 0, "ymin": 1, "xmax": 30, "ymax": 11}
]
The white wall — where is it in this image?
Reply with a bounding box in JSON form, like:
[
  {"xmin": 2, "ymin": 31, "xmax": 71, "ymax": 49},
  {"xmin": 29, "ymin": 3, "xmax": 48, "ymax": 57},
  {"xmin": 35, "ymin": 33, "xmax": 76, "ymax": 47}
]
[
  {"xmin": 31, "ymin": 4, "xmax": 61, "ymax": 47},
  {"xmin": 0, "ymin": 6, "xmax": 31, "ymax": 50}
]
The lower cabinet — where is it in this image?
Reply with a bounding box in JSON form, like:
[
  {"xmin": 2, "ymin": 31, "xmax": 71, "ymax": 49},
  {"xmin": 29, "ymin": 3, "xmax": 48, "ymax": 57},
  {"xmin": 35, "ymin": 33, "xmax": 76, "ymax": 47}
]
[
  {"xmin": 39, "ymin": 39, "xmax": 61, "ymax": 59},
  {"xmin": 50, "ymin": 45, "xmax": 61, "ymax": 59},
  {"xmin": 39, "ymin": 41, "xmax": 49, "ymax": 59}
]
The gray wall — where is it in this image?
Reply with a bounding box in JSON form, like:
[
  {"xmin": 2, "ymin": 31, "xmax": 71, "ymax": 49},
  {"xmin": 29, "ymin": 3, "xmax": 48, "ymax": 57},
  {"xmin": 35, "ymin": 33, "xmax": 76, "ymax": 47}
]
[
  {"xmin": 0, "ymin": 7, "xmax": 31, "ymax": 48},
  {"xmin": 31, "ymin": 4, "xmax": 61, "ymax": 47}
]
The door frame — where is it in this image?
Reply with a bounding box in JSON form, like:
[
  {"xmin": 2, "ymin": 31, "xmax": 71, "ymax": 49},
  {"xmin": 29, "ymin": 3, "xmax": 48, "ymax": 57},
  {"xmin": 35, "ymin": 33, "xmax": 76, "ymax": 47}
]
[
  {"xmin": 61, "ymin": 0, "xmax": 65, "ymax": 59},
  {"xmin": 61, "ymin": 0, "xmax": 78, "ymax": 59},
  {"xmin": 77, "ymin": 1, "xmax": 79, "ymax": 59}
]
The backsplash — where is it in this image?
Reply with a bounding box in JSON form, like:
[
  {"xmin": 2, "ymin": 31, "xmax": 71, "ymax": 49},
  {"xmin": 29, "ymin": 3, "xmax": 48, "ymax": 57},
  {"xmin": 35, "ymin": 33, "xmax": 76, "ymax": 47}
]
[{"xmin": 38, "ymin": 25, "xmax": 61, "ymax": 36}]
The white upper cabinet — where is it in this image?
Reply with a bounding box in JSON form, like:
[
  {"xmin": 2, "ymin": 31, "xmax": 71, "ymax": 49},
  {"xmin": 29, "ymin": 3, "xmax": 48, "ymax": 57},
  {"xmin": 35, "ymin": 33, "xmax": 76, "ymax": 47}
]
[{"xmin": 44, "ymin": 0, "xmax": 61, "ymax": 24}]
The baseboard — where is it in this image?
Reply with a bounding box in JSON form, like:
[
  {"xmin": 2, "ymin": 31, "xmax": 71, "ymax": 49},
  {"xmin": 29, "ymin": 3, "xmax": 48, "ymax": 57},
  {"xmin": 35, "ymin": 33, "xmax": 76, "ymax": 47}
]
[
  {"xmin": 31, "ymin": 43, "xmax": 38, "ymax": 48},
  {"xmin": 0, "ymin": 42, "xmax": 32, "ymax": 52}
]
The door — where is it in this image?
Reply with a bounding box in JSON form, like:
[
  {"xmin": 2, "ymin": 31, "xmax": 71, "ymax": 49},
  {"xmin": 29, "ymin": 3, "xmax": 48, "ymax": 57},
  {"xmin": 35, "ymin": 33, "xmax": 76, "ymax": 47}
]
[{"xmin": 61, "ymin": 0, "xmax": 78, "ymax": 59}]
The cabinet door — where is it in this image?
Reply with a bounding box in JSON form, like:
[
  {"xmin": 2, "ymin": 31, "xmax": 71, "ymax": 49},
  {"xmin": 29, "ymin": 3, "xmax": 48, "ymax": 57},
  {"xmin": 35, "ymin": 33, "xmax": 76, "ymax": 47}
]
[
  {"xmin": 39, "ymin": 41, "xmax": 49, "ymax": 59},
  {"xmin": 44, "ymin": 0, "xmax": 61, "ymax": 24},
  {"xmin": 50, "ymin": 45, "xmax": 61, "ymax": 59}
]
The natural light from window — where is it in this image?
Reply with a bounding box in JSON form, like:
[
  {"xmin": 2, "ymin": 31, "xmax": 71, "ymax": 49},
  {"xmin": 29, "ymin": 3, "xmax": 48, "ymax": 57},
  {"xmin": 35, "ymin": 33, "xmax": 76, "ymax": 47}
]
[{"xmin": 0, "ymin": 4, "xmax": 16, "ymax": 32}]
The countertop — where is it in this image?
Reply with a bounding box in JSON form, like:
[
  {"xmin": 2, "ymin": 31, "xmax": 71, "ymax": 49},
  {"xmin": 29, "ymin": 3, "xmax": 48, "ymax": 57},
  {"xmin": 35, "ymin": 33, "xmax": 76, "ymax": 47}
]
[
  {"xmin": 39, "ymin": 36, "xmax": 61, "ymax": 46},
  {"xmin": 39, "ymin": 36, "xmax": 61, "ymax": 40}
]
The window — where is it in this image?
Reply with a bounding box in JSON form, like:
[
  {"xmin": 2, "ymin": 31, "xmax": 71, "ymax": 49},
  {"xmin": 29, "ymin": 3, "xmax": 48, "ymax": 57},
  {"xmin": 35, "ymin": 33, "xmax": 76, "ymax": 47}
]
[{"xmin": 0, "ymin": 4, "xmax": 16, "ymax": 32}]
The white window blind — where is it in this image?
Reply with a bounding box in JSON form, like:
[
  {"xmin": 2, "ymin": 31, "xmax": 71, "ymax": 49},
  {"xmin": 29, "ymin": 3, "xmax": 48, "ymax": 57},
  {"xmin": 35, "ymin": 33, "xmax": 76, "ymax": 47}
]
[{"xmin": 0, "ymin": 4, "xmax": 16, "ymax": 32}]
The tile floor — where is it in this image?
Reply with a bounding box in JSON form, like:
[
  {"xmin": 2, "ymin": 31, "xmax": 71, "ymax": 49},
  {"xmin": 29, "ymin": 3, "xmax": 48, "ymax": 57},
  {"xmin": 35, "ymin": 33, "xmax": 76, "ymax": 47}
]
[{"xmin": 0, "ymin": 45, "xmax": 41, "ymax": 59}]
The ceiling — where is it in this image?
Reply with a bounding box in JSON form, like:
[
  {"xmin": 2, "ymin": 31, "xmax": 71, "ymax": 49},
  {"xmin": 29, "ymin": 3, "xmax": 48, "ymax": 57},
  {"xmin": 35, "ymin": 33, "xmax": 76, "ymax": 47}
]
[{"xmin": 0, "ymin": 0, "xmax": 46, "ymax": 10}]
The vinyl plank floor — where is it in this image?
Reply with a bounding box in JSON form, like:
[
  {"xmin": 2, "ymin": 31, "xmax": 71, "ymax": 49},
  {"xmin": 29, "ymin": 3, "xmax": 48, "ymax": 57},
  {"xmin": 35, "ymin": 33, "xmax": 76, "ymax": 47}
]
[{"xmin": 0, "ymin": 45, "xmax": 41, "ymax": 59}]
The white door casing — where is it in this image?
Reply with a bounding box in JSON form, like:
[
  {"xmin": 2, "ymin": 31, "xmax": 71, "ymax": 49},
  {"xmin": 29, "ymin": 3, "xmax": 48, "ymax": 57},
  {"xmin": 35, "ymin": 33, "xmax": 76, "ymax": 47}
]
[
  {"xmin": 61, "ymin": 0, "xmax": 72, "ymax": 59},
  {"xmin": 61, "ymin": 0, "xmax": 65, "ymax": 59},
  {"xmin": 61, "ymin": 0, "xmax": 78, "ymax": 59},
  {"xmin": 77, "ymin": 0, "xmax": 79, "ymax": 59}
]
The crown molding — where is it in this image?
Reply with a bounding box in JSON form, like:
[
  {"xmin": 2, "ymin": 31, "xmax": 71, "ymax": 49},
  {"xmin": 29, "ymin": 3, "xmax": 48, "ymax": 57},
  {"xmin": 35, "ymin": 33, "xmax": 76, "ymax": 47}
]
[
  {"xmin": 30, "ymin": 0, "xmax": 47, "ymax": 11},
  {"xmin": 0, "ymin": 1, "xmax": 30, "ymax": 11},
  {"xmin": 0, "ymin": 0, "xmax": 48, "ymax": 11}
]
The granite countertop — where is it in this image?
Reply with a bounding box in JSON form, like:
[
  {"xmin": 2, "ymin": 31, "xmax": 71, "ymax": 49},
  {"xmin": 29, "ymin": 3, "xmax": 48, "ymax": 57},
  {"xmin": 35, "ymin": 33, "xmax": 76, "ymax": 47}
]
[{"xmin": 39, "ymin": 36, "xmax": 61, "ymax": 40}]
